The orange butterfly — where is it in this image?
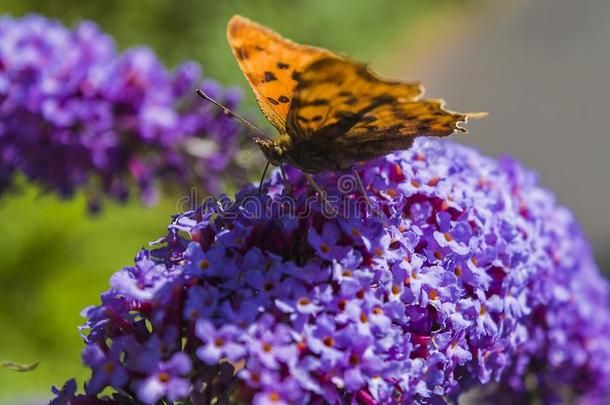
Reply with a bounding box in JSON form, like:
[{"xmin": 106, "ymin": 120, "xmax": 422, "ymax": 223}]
[{"xmin": 224, "ymin": 15, "xmax": 482, "ymax": 176}]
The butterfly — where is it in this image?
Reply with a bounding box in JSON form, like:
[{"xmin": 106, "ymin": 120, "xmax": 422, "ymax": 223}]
[{"xmin": 225, "ymin": 15, "xmax": 482, "ymax": 180}]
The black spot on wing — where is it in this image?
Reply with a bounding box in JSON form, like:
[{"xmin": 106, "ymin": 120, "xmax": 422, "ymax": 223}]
[
  {"xmin": 267, "ymin": 97, "xmax": 280, "ymax": 105},
  {"xmin": 333, "ymin": 111, "xmax": 359, "ymax": 121},
  {"xmin": 370, "ymin": 95, "xmax": 396, "ymax": 105},
  {"xmin": 309, "ymin": 99, "xmax": 329, "ymax": 106},
  {"xmin": 355, "ymin": 65, "xmax": 376, "ymax": 82},
  {"xmin": 236, "ymin": 48, "xmax": 248, "ymax": 60},
  {"xmin": 311, "ymin": 115, "xmax": 323, "ymax": 122},
  {"xmin": 255, "ymin": 45, "xmax": 265, "ymax": 51},
  {"xmin": 277, "ymin": 62, "xmax": 290, "ymax": 69},
  {"xmin": 292, "ymin": 71, "xmax": 301, "ymax": 81},
  {"xmin": 278, "ymin": 95, "xmax": 290, "ymax": 104},
  {"xmin": 293, "ymin": 97, "xmax": 329, "ymax": 108},
  {"xmin": 263, "ymin": 71, "xmax": 277, "ymax": 82}
]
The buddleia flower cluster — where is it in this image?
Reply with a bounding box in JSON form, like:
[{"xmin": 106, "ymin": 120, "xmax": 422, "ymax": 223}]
[
  {"xmin": 51, "ymin": 139, "xmax": 610, "ymax": 403},
  {"xmin": 0, "ymin": 14, "xmax": 244, "ymax": 211}
]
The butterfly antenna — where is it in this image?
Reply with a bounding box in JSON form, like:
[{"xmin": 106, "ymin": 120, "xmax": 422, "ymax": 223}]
[{"xmin": 196, "ymin": 89, "xmax": 266, "ymax": 136}]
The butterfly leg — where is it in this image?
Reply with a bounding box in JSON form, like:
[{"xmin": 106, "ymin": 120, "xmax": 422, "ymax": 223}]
[
  {"xmin": 280, "ymin": 164, "xmax": 292, "ymax": 194},
  {"xmin": 304, "ymin": 173, "xmax": 338, "ymax": 217},
  {"xmin": 351, "ymin": 167, "xmax": 383, "ymax": 218},
  {"xmin": 258, "ymin": 161, "xmax": 271, "ymax": 195}
]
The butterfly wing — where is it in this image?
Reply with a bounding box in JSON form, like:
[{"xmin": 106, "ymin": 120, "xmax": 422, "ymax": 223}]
[
  {"xmin": 286, "ymin": 58, "xmax": 423, "ymax": 140},
  {"xmin": 286, "ymin": 58, "xmax": 474, "ymax": 165},
  {"xmin": 227, "ymin": 15, "xmax": 336, "ymax": 132},
  {"xmin": 333, "ymin": 100, "xmax": 470, "ymax": 163}
]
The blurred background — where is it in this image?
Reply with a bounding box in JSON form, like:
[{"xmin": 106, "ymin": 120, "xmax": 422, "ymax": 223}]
[{"xmin": 1, "ymin": 0, "xmax": 608, "ymax": 401}]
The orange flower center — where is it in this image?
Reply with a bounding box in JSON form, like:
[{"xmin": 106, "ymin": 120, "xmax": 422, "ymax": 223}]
[
  {"xmin": 428, "ymin": 177, "xmax": 440, "ymax": 187},
  {"xmin": 103, "ymin": 361, "xmax": 114, "ymax": 374},
  {"xmin": 391, "ymin": 284, "xmax": 401, "ymax": 295}
]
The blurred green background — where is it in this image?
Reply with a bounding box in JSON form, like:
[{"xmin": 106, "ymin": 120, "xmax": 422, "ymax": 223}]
[{"xmin": 0, "ymin": 0, "xmax": 467, "ymax": 400}]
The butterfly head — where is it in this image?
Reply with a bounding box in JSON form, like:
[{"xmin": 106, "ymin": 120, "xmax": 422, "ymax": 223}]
[{"xmin": 253, "ymin": 136, "xmax": 287, "ymax": 166}]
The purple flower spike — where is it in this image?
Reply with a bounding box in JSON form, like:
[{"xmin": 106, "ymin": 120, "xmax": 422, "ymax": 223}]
[
  {"xmin": 0, "ymin": 15, "xmax": 245, "ymax": 211},
  {"xmin": 52, "ymin": 140, "xmax": 610, "ymax": 403}
]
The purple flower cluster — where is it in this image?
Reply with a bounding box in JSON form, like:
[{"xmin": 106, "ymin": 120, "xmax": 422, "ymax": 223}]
[
  {"xmin": 51, "ymin": 140, "xmax": 610, "ymax": 403},
  {"xmin": 0, "ymin": 15, "xmax": 244, "ymax": 211}
]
